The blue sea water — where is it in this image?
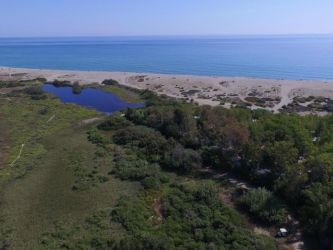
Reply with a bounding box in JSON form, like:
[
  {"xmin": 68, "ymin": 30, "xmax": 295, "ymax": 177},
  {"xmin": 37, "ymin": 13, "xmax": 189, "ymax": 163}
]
[
  {"xmin": 1, "ymin": 35, "xmax": 333, "ymax": 80},
  {"xmin": 43, "ymin": 84, "xmax": 143, "ymax": 114}
]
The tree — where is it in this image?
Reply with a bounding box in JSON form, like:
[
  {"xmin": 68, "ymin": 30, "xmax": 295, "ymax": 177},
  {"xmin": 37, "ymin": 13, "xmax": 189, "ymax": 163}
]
[
  {"xmin": 301, "ymin": 183, "xmax": 333, "ymax": 248},
  {"xmin": 171, "ymin": 144, "xmax": 202, "ymax": 172},
  {"xmin": 307, "ymin": 154, "xmax": 333, "ymax": 183},
  {"xmin": 264, "ymin": 141, "xmax": 299, "ymax": 175}
]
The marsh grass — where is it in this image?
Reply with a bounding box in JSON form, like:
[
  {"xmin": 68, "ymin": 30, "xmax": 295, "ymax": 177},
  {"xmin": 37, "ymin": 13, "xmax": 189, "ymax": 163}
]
[
  {"xmin": 0, "ymin": 94, "xmax": 140, "ymax": 249},
  {"xmin": 101, "ymin": 85, "xmax": 143, "ymax": 103},
  {"xmin": 0, "ymin": 94, "xmax": 99, "ymax": 181}
]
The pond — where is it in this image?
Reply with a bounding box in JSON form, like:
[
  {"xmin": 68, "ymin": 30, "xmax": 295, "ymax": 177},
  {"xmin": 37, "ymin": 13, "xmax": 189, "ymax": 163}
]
[{"xmin": 43, "ymin": 84, "xmax": 144, "ymax": 114}]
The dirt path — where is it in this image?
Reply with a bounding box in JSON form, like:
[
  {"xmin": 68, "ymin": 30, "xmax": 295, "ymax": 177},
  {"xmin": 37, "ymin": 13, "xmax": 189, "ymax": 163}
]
[
  {"xmin": 78, "ymin": 116, "xmax": 105, "ymax": 127},
  {"xmin": 9, "ymin": 144, "xmax": 24, "ymax": 167},
  {"xmin": 46, "ymin": 114, "xmax": 55, "ymax": 123}
]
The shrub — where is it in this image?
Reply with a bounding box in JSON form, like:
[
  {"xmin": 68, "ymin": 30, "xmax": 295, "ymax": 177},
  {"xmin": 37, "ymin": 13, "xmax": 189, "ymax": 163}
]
[
  {"xmin": 142, "ymin": 176, "xmax": 161, "ymax": 189},
  {"xmin": 24, "ymin": 86, "xmax": 47, "ymax": 100},
  {"xmin": 72, "ymin": 82, "xmax": 82, "ymax": 94},
  {"xmin": 38, "ymin": 107, "xmax": 49, "ymax": 115},
  {"xmin": 239, "ymin": 188, "xmax": 288, "ymax": 225},
  {"xmin": 0, "ymin": 81, "xmax": 25, "ymax": 88},
  {"xmin": 112, "ymin": 156, "xmax": 161, "ymax": 181},
  {"xmin": 87, "ymin": 128, "xmax": 110, "ymax": 145},
  {"xmin": 170, "ymin": 144, "xmax": 202, "ymax": 172},
  {"xmin": 113, "ymin": 126, "xmax": 172, "ymax": 162},
  {"xmin": 102, "ymin": 79, "xmax": 119, "ymax": 86},
  {"xmin": 52, "ymin": 80, "xmax": 72, "ymax": 87},
  {"xmin": 97, "ymin": 116, "xmax": 131, "ymax": 131}
]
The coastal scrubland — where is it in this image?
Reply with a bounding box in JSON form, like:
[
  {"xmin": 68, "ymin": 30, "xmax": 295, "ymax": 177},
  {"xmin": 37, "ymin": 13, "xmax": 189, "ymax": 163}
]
[{"xmin": 0, "ymin": 79, "xmax": 332, "ymax": 250}]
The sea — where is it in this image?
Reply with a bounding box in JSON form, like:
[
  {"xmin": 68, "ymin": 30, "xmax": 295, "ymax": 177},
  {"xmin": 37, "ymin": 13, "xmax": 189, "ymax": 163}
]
[{"xmin": 1, "ymin": 35, "xmax": 333, "ymax": 80}]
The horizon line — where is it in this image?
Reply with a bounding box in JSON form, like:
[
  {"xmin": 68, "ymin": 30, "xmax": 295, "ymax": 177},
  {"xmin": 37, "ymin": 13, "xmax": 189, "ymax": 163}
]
[{"xmin": 1, "ymin": 33, "xmax": 333, "ymax": 39}]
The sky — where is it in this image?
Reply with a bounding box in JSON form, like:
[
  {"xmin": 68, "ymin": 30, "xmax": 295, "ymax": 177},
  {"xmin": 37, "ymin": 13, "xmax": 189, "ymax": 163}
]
[{"xmin": 0, "ymin": 0, "xmax": 333, "ymax": 37}]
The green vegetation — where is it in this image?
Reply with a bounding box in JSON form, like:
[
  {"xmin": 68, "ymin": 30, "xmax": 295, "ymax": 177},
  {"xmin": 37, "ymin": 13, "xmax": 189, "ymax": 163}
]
[
  {"xmin": 51, "ymin": 79, "xmax": 72, "ymax": 87},
  {"xmin": 24, "ymin": 85, "xmax": 47, "ymax": 100},
  {"xmin": 0, "ymin": 94, "xmax": 97, "ymax": 183},
  {"xmin": 0, "ymin": 80, "xmax": 25, "ymax": 88},
  {"xmin": 102, "ymin": 84, "xmax": 143, "ymax": 103},
  {"xmin": 239, "ymin": 188, "xmax": 288, "ymax": 225},
  {"xmin": 97, "ymin": 115, "xmax": 132, "ymax": 131},
  {"xmin": 101, "ymin": 78, "xmax": 143, "ymax": 103},
  {"xmin": 72, "ymin": 82, "xmax": 82, "ymax": 94},
  {"xmin": 108, "ymin": 91, "xmax": 333, "ymax": 248},
  {"xmin": 0, "ymin": 78, "xmax": 46, "ymax": 89},
  {"xmin": 83, "ymin": 99, "xmax": 278, "ymax": 249},
  {"xmin": 111, "ymin": 183, "xmax": 276, "ymax": 250},
  {"xmin": 103, "ymin": 85, "xmax": 143, "ymax": 103},
  {"xmin": 102, "ymin": 79, "xmax": 119, "ymax": 86},
  {"xmin": 1, "ymin": 81, "xmax": 333, "ymax": 249},
  {"xmin": 0, "ymin": 84, "xmax": 143, "ymax": 249}
]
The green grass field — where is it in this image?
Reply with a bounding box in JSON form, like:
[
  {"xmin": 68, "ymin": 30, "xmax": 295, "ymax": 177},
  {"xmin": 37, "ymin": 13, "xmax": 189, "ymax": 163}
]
[{"xmin": 0, "ymin": 92, "xmax": 140, "ymax": 249}]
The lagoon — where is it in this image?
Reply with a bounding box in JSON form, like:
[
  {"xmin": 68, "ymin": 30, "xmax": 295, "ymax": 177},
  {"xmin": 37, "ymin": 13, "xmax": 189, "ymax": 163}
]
[{"xmin": 43, "ymin": 84, "xmax": 144, "ymax": 114}]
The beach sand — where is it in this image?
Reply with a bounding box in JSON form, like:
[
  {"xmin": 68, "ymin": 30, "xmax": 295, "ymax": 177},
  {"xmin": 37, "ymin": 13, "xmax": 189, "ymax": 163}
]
[{"xmin": 1, "ymin": 67, "xmax": 333, "ymax": 113}]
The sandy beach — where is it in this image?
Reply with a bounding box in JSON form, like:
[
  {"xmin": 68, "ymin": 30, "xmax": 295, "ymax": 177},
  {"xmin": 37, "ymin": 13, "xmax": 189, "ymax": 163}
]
[{"xmin": 1, "ymin": 67, "xmax": 333, "ymax": 113}]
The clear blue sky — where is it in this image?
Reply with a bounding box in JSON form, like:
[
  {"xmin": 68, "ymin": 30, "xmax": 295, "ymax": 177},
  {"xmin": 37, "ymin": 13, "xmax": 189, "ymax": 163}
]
[{"xmin": 1, "ymin": 0, "xmax": 332, "ymax": 37}]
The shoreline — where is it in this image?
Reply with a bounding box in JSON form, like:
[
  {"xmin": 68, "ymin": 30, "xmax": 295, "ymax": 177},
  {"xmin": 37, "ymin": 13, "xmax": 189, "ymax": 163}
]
[
  {"xmin": 2, "ymin": 66, "xmax": 333, "ymax": 82},
  {"xmin": 1, "ymin": 66, "xmax": 333, "ymax": 113}
]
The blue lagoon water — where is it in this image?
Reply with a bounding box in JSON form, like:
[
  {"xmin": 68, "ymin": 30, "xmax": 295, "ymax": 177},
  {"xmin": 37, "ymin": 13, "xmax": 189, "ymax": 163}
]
[
  {"xmin": 1, "ymin": 35, "xmax": 333, "ymax": 80},
  {"xmin": 43, "ymin": 84, "xmax": 143, "ymax": 114}
]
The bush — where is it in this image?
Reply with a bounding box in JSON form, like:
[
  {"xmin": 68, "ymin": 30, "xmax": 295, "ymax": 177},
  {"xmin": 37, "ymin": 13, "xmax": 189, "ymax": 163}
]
[
  {"xmin": 87, "ymin": 128, "xmax": 110, "ymax": 145},
  {"xmin": 72, "ymin": 82, "xmax": 82, "ymax": 94},
  {"xmin": 159, "ymin": 174, "xmax": 170, "ymax": 184},
  {"xmin": 24, "ymin": 86, "xmax": 47, "ymax": 100},
  {"xmin": 0, "ymin": 81, "xmax": 25, "ymax": 88},
  {"xmin": 142, "ymin": 177, "xmax": 161, "ymax": 189},
  {"xmin": 97, "ymin": 116, "xmax": 131, "ymax": 131},
  {"xmin": 239, "ymin": 188, "xmax": 288, "ymax": 225},
  {"xmin": 113, "ymin": 126, "xmax": 172, "ymax": 162},
  {"xmin": 112, "ymin": 151, "xmax": 161, "ymax": 181},
  {"xmin": 38, "ymin": 107, "xmax": 49, "ymax": 115},
  {"xmin": 102, "ymin": 79, "xmax": 119, "ymax": 86},
  {"xmin": 170, "ymin": 144, "xmax": 202, "ymax": 173},
  {"xmin": 52, "ymin": 79, "xmax": 72, "ymax": 87}
]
